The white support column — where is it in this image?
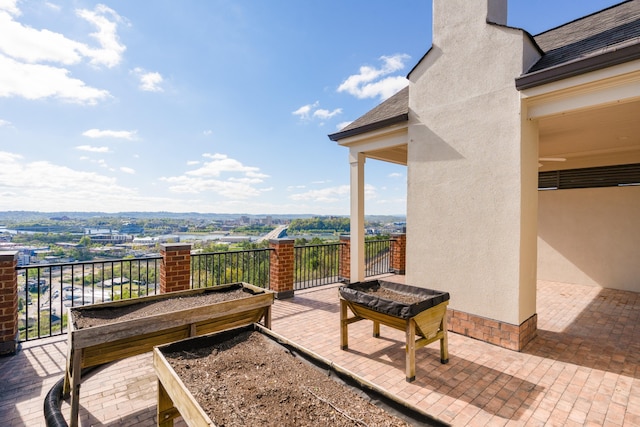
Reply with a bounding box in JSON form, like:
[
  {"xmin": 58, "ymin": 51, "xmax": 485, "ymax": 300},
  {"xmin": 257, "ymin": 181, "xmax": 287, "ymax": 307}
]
[{"xmin": 350, "ymin": 150, "xmax": 365, "ymax": 282}]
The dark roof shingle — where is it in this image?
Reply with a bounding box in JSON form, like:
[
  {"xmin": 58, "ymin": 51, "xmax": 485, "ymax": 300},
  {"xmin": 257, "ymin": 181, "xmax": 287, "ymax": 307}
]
[
  {"xmin": 328, "ymin": 86, "xmax": 409, "ymax": 141},
  {"xmin": 529, "ymin": 0, "xmax": 640, "ymax": 72}
]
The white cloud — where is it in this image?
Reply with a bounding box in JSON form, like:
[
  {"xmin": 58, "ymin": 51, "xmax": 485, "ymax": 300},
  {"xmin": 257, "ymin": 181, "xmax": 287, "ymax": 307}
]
[
  {"xmin": 388, "ymin": 172, "xmax": 403, "ymax": 178},
  {"xmin": 292, "ymin": 101, "xmax": 318, "ymax": 120},
  {"xmin": 82, "ymin": 128, "xmax": 137, "ymax": 140},
  {"xmin": 337, "ymin": 54, "xmax": 410, "ymax": 101},
  {"xmin": 45, "ymin": 2, "xmax": 60, "ymax": 12},
  {"xmin": 0, "ymin": 13, "xmax": 86, "ymax": 64},
  {"xmin": 0, "ymin": 4, "xmax": 126, "ymax": 67},
  {"xmin": 0, "ymin": 150, "xmax": 127, "ymax": 200},
  {"xmin": 75, "ymin": 4, "xmax": 127, "ymax": 68},
  {"xmin": 203, "ymin": 130, "xmax": 213, "ymax": 136},
  {"xmin": 120, "ymin": 166, "xmax": 135, "ymax": 174},
  {"xmin": 313, "ymin": 108, "xmax": 342, "ymax": 120},
  {"xmin": 293, "ymin": 101, "xmax": 342, "ymax": 124},
  {"xmin": 186, "ymin": 160, "xmax": 200, "ymax": 166},
  {"xmin": 0, "ymin": 1, "xmax": 20, "ymax": 16},
  {"xmin": 0, "ymin": 3, "xmax": 126, "ymax": 104},
  {"xmin": 160, "ymin": 153, "xmax": 269, "ymax": 199},
  {"xmin": 289, "ymin": 185, "xmax": 350, "ymax": 203},
  {"xmin": 131, "ymin": 67, "xmax": 164, "ymax": 92},
  {"xmin": 0, "ymin": 54, "xmax": 110, "ymax": 104},
  {"xmin": 0, "ymin": 118, "xmax": 10, "ymax": 127},
  {"xmin": 0, "ymin": 150, "xmax": 205, "ymax": 212},
  {"xmin": 289, "ymin": 184, "xmax": 376, "ymax": 203},
  {"xmin": 76, "ymin": 145, "xmax": 110, "ymax": 153},
  {"xmin": 187, "ymin": 153, "xmax": 268, "ymax": 178},
  {"xmin": 336, "ymin": 121, "xmax": 352, "ymax": 131},
  {"xmin": 160, "ymin": 175, "xmax": 263, "ymax": 198}
]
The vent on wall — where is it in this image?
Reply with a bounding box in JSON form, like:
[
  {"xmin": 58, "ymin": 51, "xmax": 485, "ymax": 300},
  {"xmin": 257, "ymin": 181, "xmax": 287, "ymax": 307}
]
[{"xmin": 538, "ymin": 163, "xmax": 640, "ymax": 190}]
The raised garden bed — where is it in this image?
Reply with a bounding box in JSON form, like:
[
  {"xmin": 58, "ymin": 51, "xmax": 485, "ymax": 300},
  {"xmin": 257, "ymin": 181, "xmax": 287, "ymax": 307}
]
[
  {"xmin": 62, "ymin": 282, "xmax": 274, "ymax": 427},
  {"xmin": 339, "ymin": 279, "xmax": 450, "ymax": 382},
  {"xmin": 154, "ymin": 323, "xmax": 445, "ymax": 427}
]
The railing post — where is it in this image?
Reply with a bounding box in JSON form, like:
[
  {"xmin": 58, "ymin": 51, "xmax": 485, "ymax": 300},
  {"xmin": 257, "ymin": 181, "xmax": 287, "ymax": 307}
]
[
  {"xmin": 390, "ymin": 233, "xmax": 406, "ymax": 274},
  {"xmin": 160, "ymin": 244, "xmax": 192, "ymax": 293},
  {"xmin": 339, "ymin": 235, "xmax": 351, "ymax": 283},
  {"xmin": 0, "ymin": 251, "xmax": 18, "ymax": 355},
  {"xmin": 269, "ymin": 239, "xmax": 295, "ymax": 299}
]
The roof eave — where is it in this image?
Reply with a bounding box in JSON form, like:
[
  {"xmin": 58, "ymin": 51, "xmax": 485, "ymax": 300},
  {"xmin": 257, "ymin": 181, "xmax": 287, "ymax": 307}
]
[
  {"xmin": 327, "ymin": 113, "xmax": 409, "ymax": 142},
  {"xmin": 516, "ymin": 42, "xmax": 640, "ymax": 90}
]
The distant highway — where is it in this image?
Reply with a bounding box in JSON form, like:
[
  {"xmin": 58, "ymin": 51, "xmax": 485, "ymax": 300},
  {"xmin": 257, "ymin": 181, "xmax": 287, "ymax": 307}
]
[{"xmin": 257, "ymin": 225, "xmax": 288, "ymax": 242}]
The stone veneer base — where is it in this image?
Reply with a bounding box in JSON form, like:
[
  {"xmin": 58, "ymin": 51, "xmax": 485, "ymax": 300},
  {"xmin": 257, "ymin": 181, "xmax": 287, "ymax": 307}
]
[
  {"xmin": 448, "ymin": 309, "xmax": 537, "ymax": 351},
  {"xmin": 0, "ymin": 333, "xmax": 18, "ymax": 356},
  {"xmin": 274, "ymin": 290, "xmax": 294, "ymax": 300}
]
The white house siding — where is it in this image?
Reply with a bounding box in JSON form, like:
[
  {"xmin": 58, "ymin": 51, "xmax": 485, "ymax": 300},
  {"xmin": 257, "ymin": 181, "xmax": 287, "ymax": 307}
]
[{"xmin": 538, "ymin": 186, "xmax": 640, "ymax": 293}]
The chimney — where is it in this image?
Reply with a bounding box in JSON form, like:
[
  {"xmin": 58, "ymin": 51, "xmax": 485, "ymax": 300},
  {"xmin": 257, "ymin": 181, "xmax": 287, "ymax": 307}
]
[
  {"xmin": 487, "ymin": 0, "xmax": 508, "ymax": 25},
  {"xmin": 433, "ymin": 0, "xmax": 508, "ymax": 46}
]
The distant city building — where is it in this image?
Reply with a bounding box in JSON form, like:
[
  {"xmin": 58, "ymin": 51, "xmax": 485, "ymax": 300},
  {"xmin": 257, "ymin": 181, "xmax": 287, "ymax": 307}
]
[
  {"xmin": 89, "ymin": 234, "xmax": 132, "ymax": 244},
  {"xmin": 120, "ymin": 223, "xmax": 144, "ymax": 234}
]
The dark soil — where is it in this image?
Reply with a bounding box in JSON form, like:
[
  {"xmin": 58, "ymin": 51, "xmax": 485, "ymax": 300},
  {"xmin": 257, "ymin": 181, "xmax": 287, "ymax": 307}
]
[
  {"xmin": 164, "ymin": 331, "xmax": 415, "ymax": 427},
  {"xmin": 365, "ymin": 287, "xmax": 423, "ymax": 305},
  {"xmin": 72, "ymin": 288, "xmax": 252, "ymax": 329}
]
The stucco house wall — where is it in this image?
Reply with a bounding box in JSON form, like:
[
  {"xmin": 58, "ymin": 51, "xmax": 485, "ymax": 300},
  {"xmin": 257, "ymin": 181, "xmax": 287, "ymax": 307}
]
[
  {"xmin": 329, "ymin": 0, "xmax": 640, "ymax": 351},
  {"xmin": 406, "ymin": 0, "xmax": 539, "ymax": 326},
  {"xmin": 538, "ymin": 186, "xmax": 640, "ymax": 292}
]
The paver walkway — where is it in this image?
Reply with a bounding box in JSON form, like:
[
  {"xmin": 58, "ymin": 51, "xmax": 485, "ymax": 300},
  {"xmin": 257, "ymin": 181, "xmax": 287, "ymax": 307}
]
[{"xmin": 1, "ymin": 278, "xmax": 639, "ymax": 426}]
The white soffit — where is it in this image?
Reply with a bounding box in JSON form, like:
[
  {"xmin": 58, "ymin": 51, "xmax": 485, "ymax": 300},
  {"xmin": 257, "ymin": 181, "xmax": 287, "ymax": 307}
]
[
  {"xmin": 522, "ymin": 60, "xmax": 640, "ymax": 120},
  {"xmin": 338, "ymin": 123, "xmax": 408, "ymax": 155}
]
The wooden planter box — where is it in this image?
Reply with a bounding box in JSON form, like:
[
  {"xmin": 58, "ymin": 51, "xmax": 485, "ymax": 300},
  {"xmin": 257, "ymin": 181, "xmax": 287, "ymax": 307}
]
[
  {"xmin": 154, "ymin": 323, "xmax": 440, "ymax": 427},
  {"xmin": 63, "ymin": 282, "xmax": 274, "ymax": 427},
  {"xmin": 339, "ymin": 279, "xmax": 450, "ymax": 382}
]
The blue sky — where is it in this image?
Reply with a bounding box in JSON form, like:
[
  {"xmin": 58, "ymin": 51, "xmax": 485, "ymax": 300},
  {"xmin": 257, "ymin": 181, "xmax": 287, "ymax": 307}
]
[{"xmin": 0, "ymin": 0, "xmax": 624, "ymax": 215}]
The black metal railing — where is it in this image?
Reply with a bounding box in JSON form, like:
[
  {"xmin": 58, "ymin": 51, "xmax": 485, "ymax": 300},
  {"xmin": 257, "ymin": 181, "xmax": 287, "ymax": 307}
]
[
  {"xmin": 191, "ymin": 249, "xmax": 271, "ymax": 289},
  {"xmin": 14, "ymin": 241, "xmax": 398, "ymax": 341},
  {"xmin": 365, "ymin": 239, "xmax": 392, "ymax": 277},
  {"xmin": 16, "ymin": 256, "xmax": 161, "ymax": 341},
  {"xmin": 294, "ymin": 243, "xmax": 342, "ymax": 290}
]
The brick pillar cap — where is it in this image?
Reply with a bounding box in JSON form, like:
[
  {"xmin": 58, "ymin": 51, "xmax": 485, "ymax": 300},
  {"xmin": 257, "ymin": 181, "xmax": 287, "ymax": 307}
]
[
  {"xmin": 339, "ymin": 234, "xmax": 350, "ymax": 241},
  {"xmin": 160, "ymin": 243, "xmax": 192, "ymax": 251},
  {"xmin": 390, "ymin": 232, "xmax": 406, "ymax": 237},
  {"xmin": 269, "ymin": 238, "xmax": 295, "ymax": 244},
  {"xmin": 0, "ymin": 251, "xmax": 18, "ymax": 261}
]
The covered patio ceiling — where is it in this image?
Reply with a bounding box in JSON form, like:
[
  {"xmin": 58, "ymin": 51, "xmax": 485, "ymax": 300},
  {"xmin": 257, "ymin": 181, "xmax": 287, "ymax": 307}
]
[
  {"xmin": 363, "ymin": 143, "xmax": 407, "ymax": 165},
  {"xmin": 538, "ymin": 98, "xmax": 640, "ymax": 171}
]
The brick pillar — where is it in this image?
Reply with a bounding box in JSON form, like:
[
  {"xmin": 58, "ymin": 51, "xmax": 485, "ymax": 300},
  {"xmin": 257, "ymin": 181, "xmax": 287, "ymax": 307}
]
[
  {"xmin": 269, "ymin": 239, "xmax": 294, "ymax": 299},
  {"xmin": 339, "ymin": 235, "xmax": 350, "ymax": 283},
  {"xmin": 390, "ymin": 233, "xmax": 406, "ymax": 274},
  {"xmin": 160, "ymin": 244, "xmax": 192, "ymax": 293},
  {"xmin": 0, "ymin": 251, "xmax": 18, "ymax": 356}
]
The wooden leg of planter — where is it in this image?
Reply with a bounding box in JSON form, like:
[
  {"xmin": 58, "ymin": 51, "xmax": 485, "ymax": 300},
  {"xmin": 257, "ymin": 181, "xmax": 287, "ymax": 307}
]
[
  {"xmin": 62, "ymin": 344, "xmax": 73, "ymax": 398},
  {"xmin": 69, "ymin": 348, "xmax": 82, "ymax": 427},
  {"xmin": 340, "ymin": 299, "xmax": 348, "ymax": 350},
  {"xmin": 440, "ymin": 311, "xmax": 449, "ymax": 364},
  {"xmin": 372, "ymin": 320, "xmax": 380, "ymax": 338},
  {"xmin": 263, "ymin": 306, "xmax": 272, "ymax": 329},
  {"xmin": 405, "ymin": 319, "xmax": 416, "ymax": 382},
  {"xmin": 158, "ymin": 380, "xmax": 177, "ymax": 427}
]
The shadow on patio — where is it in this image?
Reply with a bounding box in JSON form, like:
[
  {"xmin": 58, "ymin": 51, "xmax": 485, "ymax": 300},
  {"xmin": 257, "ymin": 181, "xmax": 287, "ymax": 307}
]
[{"xmin": 0, "ymin": 277, "xmax": 638, "ymax": 426}]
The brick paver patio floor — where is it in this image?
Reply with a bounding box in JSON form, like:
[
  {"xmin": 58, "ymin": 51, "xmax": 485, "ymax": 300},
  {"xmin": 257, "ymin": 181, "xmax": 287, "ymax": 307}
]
[{"xmin": 1, "ymin": 278, "xmax": 639, "ymax": 426}]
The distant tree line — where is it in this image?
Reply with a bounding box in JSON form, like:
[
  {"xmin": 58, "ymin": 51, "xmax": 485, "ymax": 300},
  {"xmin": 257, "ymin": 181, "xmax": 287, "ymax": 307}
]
[{"xmin": 288, "ymin": 217, "xmax": 350, "ymax": 233}]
